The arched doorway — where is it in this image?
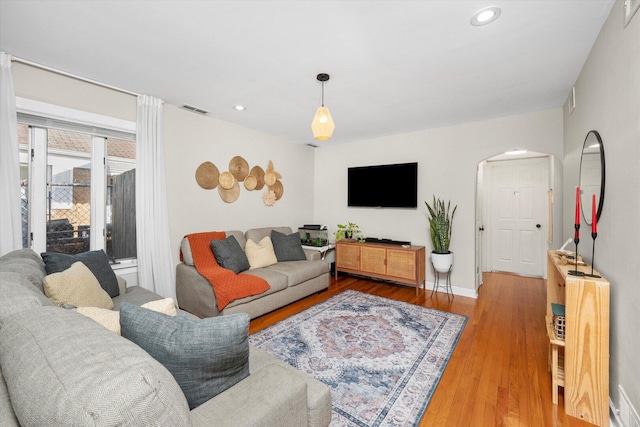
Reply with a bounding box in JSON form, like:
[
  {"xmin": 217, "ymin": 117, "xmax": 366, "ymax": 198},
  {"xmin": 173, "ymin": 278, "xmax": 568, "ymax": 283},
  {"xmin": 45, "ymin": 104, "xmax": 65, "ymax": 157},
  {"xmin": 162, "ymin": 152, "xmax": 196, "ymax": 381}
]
[{"xmin": 475, "ymin": 151, "xmax": 563, "ymax": 291}]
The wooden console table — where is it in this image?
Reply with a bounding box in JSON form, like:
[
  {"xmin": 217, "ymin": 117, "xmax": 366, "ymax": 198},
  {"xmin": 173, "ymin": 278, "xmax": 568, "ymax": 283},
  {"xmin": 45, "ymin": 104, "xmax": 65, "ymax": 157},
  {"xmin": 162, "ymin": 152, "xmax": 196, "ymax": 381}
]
[
  {"xmin": 546, "ymin": 250, "xmax": 610, "ymax": 426},
  {"xmin": 335, "ymin": 240, "xmax": 425, "ymax": 294}
]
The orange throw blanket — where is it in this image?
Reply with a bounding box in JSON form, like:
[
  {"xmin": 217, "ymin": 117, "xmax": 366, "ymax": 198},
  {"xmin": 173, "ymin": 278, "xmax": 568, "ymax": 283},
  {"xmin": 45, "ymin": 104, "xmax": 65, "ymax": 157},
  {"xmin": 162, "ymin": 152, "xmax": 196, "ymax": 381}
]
[{"xmin": 183, "ymin": 231, "xmax": 270, "ymax": 311}]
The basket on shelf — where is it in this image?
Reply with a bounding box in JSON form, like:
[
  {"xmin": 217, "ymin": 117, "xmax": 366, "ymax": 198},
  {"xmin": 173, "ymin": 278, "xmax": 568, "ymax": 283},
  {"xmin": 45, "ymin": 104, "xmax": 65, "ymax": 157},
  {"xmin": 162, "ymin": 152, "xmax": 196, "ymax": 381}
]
[
  {"xmin": 551, "ymin": 302, "xmax": 566, "ymax": 340},
  {"xmin": 553, "ymin": 315, "xmax": 566, "ymax": 340}
]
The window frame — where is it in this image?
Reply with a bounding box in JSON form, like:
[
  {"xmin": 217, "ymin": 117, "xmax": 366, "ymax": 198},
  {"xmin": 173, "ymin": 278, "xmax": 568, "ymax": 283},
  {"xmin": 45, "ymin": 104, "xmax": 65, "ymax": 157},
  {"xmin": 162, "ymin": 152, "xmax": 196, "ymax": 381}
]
[{"xmin": 17, "ymin": 97, "xmax": 136, "ymax": 262}]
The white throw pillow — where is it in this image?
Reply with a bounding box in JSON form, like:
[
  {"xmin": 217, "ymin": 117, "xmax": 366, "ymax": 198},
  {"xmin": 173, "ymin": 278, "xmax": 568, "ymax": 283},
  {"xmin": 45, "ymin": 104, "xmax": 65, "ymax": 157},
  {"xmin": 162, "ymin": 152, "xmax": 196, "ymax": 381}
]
[
  {"xmin": 244, "ymin": 236, "xmax": 278, "ymax": 269},
  {"xmin": 77, "ymin": 298, "xmax": 178, "ymax": 334},
  {"xmin": 43, "ymin": 261, "xmax": 114, "ymax": 309}
]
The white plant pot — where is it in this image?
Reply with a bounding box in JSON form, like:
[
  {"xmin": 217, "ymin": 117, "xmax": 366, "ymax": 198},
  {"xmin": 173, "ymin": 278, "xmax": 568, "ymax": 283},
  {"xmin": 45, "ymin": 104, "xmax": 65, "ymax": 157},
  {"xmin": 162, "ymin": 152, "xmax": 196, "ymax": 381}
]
[{"xmin": 431, "ymin": 251, "xmax": 453, "ymax": 273}]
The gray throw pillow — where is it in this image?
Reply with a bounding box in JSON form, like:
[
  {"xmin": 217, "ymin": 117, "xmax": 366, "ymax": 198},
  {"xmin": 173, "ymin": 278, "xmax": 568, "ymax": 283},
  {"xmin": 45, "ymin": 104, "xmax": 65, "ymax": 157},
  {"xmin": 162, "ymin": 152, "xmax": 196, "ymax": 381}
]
[
  {"xmin": 40, "ymin": 250, "xmax": 119, "ymax": 297},
  {"xmin": 210, "ymin": 236, "xmax": 250, "ymax": 274},
  {"xmin": 120, "ymin": 303, "xmax": 250, "ymax": 410},
  {"xmin": 271, "ymin": 230, "xmax": 306, "ymax": 262}
]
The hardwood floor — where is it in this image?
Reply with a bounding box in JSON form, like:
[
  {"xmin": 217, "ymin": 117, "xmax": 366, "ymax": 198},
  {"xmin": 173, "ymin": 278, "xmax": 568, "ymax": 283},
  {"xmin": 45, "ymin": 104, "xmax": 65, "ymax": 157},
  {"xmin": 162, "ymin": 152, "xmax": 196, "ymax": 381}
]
[{"xmin": 249, "ymin": 272, "xmax": 599, "ymax": 427}]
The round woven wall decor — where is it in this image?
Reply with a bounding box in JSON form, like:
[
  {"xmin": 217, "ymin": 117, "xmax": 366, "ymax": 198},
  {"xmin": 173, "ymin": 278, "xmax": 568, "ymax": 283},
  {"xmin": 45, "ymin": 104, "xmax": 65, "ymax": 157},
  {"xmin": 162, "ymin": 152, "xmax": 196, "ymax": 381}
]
[
  {"xmin": 195, "ymin": 161, "xmax": 219, "ymax": 189},
  {"xmin": 269, "ymin": 180, "xmax": 284, "ymax": 200},
  {"xmin": 218, "ymin": 171, "xmax": 235, "ymax": 190},
  {"xmin": 229, "ymin": 156, "xmax": 249, "ymax": 181},
  {"xmin": 218, "ymin": 179, "xmax": 240, "ymax": 203},
  {"xmin": 250, "ymin": 165, "xmax": 265, "ymax": 190},
  {"xmin": 244, "ymin": 174, "xmax": 257, "ymax": 190}
]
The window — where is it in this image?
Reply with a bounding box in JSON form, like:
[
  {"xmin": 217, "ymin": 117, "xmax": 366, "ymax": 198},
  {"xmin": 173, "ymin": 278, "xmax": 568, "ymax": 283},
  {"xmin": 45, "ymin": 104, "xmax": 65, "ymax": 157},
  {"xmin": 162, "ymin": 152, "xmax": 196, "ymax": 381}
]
[{"xmin": 17, "ymin": 99, "xmax": 136, "ymax": 261}]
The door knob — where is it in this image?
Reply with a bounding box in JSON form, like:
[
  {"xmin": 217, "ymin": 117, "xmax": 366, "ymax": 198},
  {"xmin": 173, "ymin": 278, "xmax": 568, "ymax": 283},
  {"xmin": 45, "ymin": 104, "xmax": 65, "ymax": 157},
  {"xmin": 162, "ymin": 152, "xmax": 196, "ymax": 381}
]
[{"xmin": 536, "ymin": 224, "xmax": 541, "ymax": 228}]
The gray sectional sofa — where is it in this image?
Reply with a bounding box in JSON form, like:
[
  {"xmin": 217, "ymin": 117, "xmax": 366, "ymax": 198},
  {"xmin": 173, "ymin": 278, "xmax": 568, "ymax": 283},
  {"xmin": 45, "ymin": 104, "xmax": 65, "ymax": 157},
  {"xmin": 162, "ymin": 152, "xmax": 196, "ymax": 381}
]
[
  {"xmin": 0, "ymin": 248, "xmax": 332, "ymax": 427},
  {"xmin": 177, "ymin": 226, "xmax": 330, "ymax": 319}
]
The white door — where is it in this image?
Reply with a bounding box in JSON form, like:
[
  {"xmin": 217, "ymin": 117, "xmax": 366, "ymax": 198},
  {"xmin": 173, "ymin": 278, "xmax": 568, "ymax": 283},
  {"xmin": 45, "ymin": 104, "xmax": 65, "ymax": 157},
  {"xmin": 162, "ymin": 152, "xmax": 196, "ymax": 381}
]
[{"xmin": 488, "ymin": 158, "xmax": 548, "ymax": 277}]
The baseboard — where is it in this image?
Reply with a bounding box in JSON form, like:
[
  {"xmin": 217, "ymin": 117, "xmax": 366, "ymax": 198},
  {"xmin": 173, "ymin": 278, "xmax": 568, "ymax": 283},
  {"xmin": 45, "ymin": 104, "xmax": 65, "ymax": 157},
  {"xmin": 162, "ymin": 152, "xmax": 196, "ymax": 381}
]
[
  {"xmin": 364, "ymin": 278, "xmax": 478, "ymax": 299},
  {"xmin": 423, "ymin": 281, "xmax": 478, "ymax": 299}
]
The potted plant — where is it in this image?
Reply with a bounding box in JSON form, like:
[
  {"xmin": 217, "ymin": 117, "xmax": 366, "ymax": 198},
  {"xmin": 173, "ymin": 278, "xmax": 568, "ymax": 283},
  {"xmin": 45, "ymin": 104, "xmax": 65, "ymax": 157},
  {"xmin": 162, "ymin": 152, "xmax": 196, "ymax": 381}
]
[
  {"xmin": 334, "ymin": 222, "xmax": 362, "ymax": 241},
  {"xmin": 425, "ymin": 196, "xmax": 457, "ymax": 273}
]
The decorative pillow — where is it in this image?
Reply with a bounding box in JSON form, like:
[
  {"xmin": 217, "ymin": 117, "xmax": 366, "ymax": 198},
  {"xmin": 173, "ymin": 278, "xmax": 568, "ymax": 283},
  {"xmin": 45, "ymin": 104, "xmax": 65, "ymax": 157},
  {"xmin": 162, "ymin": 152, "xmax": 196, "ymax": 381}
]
[
  {"xmin": 41, "ymin": 250, "xmax": 119, "ymax": 297},
  {"xmin": 43, "ymin": 262, "xmax": 114, "ymax": 309},
  {"xmin": 77, "ymin": 298, "xmax": 177, "ymax": 335},
  {"xmin": 120, "ymin": 303, "xmax": 250, "ymax": 410},
  {"xmin": 210, "ymin": 235, "xmax": 250, "ymax": 274},
  {"xmin": 245, "ymin": 236, "xmax": 278, "ymax": 269},
  {"xmin": 271, "ymin": 230, "xmax": 306, "ymax": 262}
]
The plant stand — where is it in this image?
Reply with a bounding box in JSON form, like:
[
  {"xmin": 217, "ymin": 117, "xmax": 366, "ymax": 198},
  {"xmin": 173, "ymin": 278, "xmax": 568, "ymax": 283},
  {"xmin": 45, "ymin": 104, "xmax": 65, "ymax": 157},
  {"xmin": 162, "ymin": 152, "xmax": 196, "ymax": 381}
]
[{"xmin": 430, "ymin": 261, "xmax": 453, "ymax": 301}]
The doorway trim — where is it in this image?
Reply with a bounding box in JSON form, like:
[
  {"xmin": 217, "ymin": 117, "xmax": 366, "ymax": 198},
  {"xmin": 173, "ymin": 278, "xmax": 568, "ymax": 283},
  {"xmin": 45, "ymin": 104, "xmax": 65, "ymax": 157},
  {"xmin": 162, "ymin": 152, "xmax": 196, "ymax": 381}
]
[{"xmin": 475, "ymin": 152, "xmax": 562, "ymax": 292}]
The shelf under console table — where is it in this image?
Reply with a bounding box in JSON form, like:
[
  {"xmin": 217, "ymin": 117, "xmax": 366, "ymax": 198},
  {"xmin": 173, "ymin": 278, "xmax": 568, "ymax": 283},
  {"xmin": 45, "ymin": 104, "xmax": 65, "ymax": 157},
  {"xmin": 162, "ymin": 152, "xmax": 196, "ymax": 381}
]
[
  {"xmin": 335, "ymin": 240, "xmax": 426, "ymax": 295},
  {"xmin": 546, "ymin": 250, "xmax": 610, "ymax": 427}
]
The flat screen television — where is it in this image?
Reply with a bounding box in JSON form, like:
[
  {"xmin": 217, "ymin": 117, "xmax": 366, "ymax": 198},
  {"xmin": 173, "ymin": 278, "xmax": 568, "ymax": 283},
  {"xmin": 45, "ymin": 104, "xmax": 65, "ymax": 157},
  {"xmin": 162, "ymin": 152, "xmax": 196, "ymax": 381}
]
[{"xmin": 348, "ymin": 162, "xmax": 418, "ymax": 208}]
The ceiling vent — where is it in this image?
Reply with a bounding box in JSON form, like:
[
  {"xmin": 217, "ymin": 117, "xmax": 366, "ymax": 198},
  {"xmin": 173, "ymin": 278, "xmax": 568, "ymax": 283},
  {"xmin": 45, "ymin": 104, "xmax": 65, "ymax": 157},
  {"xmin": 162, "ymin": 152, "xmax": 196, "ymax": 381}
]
[{"xmin": 180, "ymin": 104, "xmax": 209, "ymax": 115}]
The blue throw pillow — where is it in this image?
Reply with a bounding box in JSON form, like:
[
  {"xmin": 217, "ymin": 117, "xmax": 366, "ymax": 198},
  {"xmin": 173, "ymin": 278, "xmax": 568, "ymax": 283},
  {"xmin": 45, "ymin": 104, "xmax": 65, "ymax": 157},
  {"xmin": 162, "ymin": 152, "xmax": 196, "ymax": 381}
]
[
  {"xmin": 40, "ymin": 250, "xmax": 119, "ymax": 297},
  {"xmin": 210, "ymin": 235, "xmax": 250, "ymax": 273},
  {"xmin": 271, "ymin": 230, "xmax": 306, "ymax": 262},
  {"xmin": 119, "ymin": 303, "xmax": 250, "ymax": 410}
]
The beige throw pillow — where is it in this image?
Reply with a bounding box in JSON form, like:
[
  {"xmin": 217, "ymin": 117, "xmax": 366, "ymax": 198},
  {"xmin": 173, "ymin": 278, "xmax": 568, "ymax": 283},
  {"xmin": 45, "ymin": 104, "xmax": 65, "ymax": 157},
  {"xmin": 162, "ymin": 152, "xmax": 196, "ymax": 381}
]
[
  {"xmin": 43, "ymin": 261, "xmax": 114, "ymax": 309},
  {"xmin": 245, "ymin": 236, "xmax": 278, "ymax": 269},
  {"xmin": 77, "ymin": 298, "xmax": 178, "ymax": 334}
]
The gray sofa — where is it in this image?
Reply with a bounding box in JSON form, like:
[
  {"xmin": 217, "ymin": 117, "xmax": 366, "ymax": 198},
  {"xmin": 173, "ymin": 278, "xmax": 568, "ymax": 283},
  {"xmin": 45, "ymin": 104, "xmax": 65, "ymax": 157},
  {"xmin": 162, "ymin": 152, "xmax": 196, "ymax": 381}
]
[
  {"xmin": 177, "ymin": 226, "xmax": 330, "ymax": 319},
  {"xmin": 0, "ymin": 248, "xmax": 331, "ymax": 427}
]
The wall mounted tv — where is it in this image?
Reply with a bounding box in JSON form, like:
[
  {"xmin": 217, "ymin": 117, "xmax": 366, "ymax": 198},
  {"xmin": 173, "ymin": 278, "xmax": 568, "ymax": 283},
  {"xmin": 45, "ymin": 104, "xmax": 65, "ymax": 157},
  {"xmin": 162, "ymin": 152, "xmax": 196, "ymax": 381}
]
[{"xmin": 348, "ymin": 162, "xmax": 418, "ymax": 208}]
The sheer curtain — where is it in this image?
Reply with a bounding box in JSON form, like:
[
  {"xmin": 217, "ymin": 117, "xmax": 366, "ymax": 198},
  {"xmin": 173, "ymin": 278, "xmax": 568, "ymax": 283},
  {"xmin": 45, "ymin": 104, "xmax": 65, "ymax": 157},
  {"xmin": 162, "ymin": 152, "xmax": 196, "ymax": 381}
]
[
  {"xmin": 0, "ymin": 52, "xmax": 22, "ymax": 256},
  {"xmin": 135, "ymin": 95, "xmax": 176, "ymax": 300}
]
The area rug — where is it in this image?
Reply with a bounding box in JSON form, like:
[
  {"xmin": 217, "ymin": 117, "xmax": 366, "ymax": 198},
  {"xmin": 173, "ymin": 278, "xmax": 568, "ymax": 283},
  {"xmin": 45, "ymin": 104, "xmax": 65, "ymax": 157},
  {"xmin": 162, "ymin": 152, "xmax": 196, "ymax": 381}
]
[{"xmin": 249, "ymin": 290, "xmax": 468, "ymax": 427}]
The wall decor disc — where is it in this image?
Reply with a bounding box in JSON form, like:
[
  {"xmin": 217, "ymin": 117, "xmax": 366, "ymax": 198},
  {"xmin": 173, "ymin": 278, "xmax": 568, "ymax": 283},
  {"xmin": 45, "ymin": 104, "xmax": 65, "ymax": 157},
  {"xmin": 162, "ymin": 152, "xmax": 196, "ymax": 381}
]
[
  {"xmin": 269, "ymin": 180, "xmax": 284, "ymax": 200},
  {"xmin": 250, "ymin": 165, "xmax": 265, "ymax": 190},
  {"xmin": 244, "ymin": 174, "xmax": 257, "ymax": 190},
  {"xmin": 219, "ymin": 171, "xmax": 235, "ymax": 190},
  {"xmin": 264, "ymin": 171, "xmax": 276, "ymax": 186},
  {"xmin": 229, "ymin": 156, "xmax": 249, "ymax": 181},
  {"xmin": 264, "ymin": 160, "xmax": 282, "ymax": 186},
  {"xmin": 218, "ymin": 179, "xmax": 240, "ymax": 203},
  {"xmin": 195, "ymin": 161, "xmax": 219, "ymax": 189}
]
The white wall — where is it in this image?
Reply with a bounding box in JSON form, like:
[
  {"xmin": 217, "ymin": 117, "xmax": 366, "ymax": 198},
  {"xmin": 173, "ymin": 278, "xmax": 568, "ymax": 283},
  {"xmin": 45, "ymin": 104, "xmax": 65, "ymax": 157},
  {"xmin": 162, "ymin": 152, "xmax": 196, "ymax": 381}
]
[
  {"xmin": 314, "ymin": 108, "xmax": 563, "ymax": 294},
  {"xmin": 563, "ymin": 0, "xmax": 640, "ymax": 414},
  {"xmin": 12, "ymin": 62, "xmax": 136, "ymax": 121},
  {"xmin": 163, "ymin": 104, "xmax": 316, "ymax": 267}
]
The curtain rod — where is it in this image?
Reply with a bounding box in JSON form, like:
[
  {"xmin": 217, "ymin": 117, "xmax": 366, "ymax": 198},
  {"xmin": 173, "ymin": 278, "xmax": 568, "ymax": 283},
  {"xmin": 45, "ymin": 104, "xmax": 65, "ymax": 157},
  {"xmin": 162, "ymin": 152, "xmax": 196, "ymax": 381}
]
[{"xmin": 11, "ymin": 56, "xmax": 140, "ymax": 97}]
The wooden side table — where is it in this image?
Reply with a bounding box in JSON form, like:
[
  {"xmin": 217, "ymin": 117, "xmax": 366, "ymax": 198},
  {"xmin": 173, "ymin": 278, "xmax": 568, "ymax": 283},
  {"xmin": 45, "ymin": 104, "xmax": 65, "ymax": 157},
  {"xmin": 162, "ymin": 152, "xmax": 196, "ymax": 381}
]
[{"xmin": 546, "ymin": 316, "xmax": 565, "ymax": 405}]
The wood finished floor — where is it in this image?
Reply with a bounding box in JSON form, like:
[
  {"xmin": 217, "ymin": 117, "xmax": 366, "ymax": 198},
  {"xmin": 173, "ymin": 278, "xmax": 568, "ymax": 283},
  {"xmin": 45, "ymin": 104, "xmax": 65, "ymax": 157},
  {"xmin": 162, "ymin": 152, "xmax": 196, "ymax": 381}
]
[{"xmin": 250, "ymin": 272, "xmax": 599, "ymax": 427}]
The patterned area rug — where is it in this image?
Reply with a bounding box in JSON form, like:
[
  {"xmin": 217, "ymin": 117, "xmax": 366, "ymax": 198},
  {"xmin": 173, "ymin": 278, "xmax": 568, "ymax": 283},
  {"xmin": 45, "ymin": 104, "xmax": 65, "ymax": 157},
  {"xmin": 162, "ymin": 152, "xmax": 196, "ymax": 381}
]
[{"xmin": 249, "ymin": 290, "xmax": 467, "ymax": 427}]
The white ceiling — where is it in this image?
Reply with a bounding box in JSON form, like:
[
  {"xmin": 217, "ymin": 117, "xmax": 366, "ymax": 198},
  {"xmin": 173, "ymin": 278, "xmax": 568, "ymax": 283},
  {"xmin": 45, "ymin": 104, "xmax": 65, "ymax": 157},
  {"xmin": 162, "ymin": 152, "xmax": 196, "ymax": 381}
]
[{"xmin": 0, "ymin": 0, "xmax": 615, "ymax": 147}]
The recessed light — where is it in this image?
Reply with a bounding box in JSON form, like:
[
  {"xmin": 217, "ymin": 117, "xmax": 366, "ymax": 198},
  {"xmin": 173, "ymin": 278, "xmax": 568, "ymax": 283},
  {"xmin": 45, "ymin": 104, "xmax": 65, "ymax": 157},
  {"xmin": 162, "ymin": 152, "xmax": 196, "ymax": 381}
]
[
  {"xmin": 505, "ymin": 149, "xmax": 527, "ymax": 156},
  {"xmin": 233, "ymin": 105, "xmax": 246, "ymax": 111},
  {"xmin": 471, "ymin": 7, "xmax": 501, "ymax": 26}
]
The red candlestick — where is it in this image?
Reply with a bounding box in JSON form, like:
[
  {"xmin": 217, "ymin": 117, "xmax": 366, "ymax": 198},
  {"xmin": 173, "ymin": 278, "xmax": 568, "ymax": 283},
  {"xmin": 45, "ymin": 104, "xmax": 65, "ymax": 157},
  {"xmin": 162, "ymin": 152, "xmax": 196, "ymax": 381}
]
[
  {"xmin": 575, "ymin": 186, "xmax": 581, "ymax": 225},
  {"xmin": 592, "ymin": 194, "xmax": 597, "ymax": 234}
]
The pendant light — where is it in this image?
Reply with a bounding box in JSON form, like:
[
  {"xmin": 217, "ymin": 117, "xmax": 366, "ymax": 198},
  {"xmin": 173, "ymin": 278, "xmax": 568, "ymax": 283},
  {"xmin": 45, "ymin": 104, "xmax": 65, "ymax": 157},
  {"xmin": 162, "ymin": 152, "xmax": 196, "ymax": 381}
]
[{"xmin": 311, "ymin": 73, "xmax": 335, "ymax": 140}]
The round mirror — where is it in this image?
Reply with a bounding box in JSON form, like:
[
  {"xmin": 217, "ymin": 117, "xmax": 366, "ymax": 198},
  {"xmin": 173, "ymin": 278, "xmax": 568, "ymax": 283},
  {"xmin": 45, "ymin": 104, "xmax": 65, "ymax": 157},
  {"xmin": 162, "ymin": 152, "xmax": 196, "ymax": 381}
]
[{"xmin": 579, "ymin": 130, "xmax": 605, "ymax": 225}]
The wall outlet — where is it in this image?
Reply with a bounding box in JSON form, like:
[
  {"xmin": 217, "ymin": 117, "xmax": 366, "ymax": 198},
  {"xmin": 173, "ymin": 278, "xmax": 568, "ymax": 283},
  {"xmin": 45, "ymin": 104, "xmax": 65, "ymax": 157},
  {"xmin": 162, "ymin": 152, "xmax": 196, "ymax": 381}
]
[{"xmin": 619, "ymin": 385, "xmax": 640, "ymax": 427}]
